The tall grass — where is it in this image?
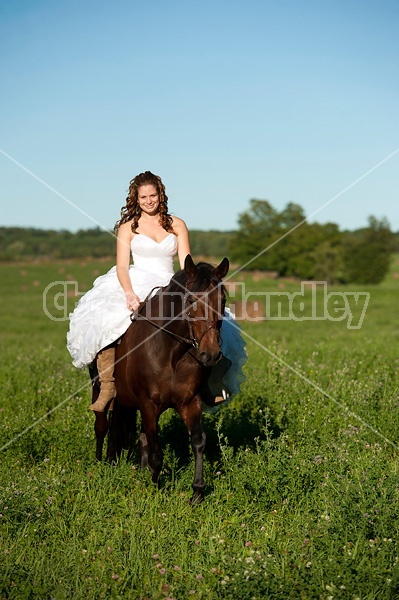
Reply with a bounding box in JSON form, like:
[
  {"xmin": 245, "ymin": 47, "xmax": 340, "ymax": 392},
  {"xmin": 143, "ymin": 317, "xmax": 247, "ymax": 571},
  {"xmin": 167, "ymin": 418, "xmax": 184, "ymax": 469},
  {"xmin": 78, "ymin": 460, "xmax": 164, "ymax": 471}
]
[{"xmin": 1, "ymin": 258, "xmax": 399, "ymax": 599}]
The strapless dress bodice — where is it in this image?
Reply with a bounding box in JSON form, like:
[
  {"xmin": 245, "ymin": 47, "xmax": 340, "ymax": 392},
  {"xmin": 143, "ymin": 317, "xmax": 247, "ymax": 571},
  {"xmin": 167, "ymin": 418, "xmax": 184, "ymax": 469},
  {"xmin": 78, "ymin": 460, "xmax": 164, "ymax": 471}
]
[{"xmin": 131, "ymin": 233, "xmax": 177, "ymax": 275}]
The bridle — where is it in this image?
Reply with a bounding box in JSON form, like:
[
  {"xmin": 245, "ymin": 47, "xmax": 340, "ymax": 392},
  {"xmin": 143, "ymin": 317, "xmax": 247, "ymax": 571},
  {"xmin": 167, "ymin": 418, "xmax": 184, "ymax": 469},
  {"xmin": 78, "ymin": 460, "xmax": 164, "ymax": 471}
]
[
  {"xmin": 131, "ymin": 285, "xmax": 223, "ymax": 353},
  {"xmin": 186, "ymin": 300, "xmax": 221, "ymax": 350}
]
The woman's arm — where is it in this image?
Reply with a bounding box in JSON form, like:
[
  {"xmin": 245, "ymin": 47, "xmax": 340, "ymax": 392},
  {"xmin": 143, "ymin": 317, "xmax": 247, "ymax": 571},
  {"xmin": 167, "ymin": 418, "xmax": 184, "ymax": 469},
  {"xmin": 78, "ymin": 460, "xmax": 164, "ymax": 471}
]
[
  {"xmin": 172, "ymin": 217, "xmax": 191, "ymax": 268},
  {"xmin": 116, "ymin": 222, "xmax": 141, "ymax": 311}
]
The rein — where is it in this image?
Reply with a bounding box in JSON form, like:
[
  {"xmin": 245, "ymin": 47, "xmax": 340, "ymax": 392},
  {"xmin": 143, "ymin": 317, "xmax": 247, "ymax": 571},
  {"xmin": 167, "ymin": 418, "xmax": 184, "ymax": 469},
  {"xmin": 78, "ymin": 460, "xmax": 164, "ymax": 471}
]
[{"xmin": 136, "ymin": 311, "xmax": 200, "ymax": 349}]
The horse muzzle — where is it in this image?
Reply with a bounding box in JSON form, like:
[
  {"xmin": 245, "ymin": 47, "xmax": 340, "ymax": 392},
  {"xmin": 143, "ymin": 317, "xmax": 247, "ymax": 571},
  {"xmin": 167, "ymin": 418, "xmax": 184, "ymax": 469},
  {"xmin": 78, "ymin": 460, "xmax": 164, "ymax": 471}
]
[{"xmin": 199, "ymin": 349, "xmax": 222, "ymax": 367}]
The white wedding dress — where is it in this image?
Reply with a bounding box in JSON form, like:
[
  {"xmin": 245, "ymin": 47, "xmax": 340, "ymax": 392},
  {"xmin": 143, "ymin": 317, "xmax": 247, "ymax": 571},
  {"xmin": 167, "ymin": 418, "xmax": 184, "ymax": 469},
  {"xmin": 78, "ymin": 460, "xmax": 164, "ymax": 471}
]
[{"xmin": 67, "ymin": 233, "xmax": 246, "ymax": 398}]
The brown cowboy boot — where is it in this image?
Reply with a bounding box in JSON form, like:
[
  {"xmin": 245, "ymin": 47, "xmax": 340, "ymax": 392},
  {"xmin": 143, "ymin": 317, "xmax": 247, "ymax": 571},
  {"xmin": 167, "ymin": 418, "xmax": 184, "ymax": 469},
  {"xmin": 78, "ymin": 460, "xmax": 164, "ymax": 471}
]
[{"xmin": 89, "ymin": 347, "xmax": 116, "ymax": 412}]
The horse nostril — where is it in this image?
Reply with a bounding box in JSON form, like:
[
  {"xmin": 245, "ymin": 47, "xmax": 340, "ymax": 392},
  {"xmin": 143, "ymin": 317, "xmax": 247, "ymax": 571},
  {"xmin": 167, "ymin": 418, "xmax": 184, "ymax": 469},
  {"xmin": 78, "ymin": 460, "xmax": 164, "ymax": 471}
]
[
  {"xmin": 200, "ymin": 352, "xmax": 211, "ymax": 365},
  {"xmin": 215, "ymin": 351, "xmax": 222, "ymax": 363}
]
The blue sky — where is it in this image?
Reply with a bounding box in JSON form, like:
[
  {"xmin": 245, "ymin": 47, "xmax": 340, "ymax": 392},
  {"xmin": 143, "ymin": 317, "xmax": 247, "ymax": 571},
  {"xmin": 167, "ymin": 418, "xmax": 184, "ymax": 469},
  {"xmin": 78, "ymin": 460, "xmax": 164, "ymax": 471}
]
[{"xmin": 1, "ymin": 0, "xmax": 398, "ymax": 234}]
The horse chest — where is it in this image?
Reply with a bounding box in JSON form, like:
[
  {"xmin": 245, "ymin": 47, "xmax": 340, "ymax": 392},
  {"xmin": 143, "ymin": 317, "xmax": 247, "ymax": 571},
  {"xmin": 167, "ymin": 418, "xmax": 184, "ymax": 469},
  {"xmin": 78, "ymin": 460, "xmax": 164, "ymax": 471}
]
[
  {"xmin": 171, "ymin": 365, "xmax": 202, "ymax": 388},
  {"xmin": 146, "ymin": 362, "xmax": 202, "ymax": 402}
]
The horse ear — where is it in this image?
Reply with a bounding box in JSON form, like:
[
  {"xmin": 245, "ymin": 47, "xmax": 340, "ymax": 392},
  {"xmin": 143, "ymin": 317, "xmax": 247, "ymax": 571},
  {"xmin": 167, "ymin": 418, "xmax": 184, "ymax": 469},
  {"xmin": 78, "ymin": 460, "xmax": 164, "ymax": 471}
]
[
  {"xmin": 213, "ymin": 257, "xmax": 229, "ymax": 280},
  {"xmin": 184, "ymin": 254, "xmax": 197, "ymax": 279}
]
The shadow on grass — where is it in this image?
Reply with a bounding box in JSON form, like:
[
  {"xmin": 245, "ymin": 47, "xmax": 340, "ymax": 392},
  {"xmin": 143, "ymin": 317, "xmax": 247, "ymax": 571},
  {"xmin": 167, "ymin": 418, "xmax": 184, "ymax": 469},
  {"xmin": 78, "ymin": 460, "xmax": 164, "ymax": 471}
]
[{"xmin": 157, "ymin": 392, "xmax": 283, "ymax": 469}]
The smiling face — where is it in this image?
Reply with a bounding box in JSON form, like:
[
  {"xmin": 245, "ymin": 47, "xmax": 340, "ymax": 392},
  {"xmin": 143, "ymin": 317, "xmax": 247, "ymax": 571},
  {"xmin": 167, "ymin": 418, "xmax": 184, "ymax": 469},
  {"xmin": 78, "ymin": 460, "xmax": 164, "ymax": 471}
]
[{"xmin": 137, "ymin": 184, "xmax": 160, "ymax": 216}]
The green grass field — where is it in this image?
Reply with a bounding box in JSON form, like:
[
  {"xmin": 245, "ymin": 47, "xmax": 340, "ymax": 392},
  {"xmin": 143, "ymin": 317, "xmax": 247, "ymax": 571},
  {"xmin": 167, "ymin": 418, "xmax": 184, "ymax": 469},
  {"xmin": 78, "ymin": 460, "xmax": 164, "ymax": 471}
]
[{"xmin": 1, "ymin": 257, "xmax": 399, "ymax": 599}]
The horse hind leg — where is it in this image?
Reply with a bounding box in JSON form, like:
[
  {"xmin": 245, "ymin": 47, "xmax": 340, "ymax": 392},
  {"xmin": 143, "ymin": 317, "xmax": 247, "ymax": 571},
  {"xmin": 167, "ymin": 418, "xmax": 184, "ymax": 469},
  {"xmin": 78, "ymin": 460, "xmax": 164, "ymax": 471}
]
[
  {"xmin": 94, "ymin": 412, "xmax": 109, "ymax": 461},
  {"xmin": 89, "ymin": 363, "xmax": 109, "ymax": 461},
  {"xmin": 125, "ymin": 409, "xmax": 138, "ymax": 462},
  {"xmin": 106, "ymin": 405, "xmax": 137, "ymax": 463}
]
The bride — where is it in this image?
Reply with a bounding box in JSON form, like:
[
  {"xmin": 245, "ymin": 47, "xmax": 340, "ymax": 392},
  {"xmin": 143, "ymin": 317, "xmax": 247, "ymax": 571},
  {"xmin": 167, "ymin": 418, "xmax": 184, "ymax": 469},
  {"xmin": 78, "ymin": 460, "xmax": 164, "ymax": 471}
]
[{"xmin": 66, "ymin": 171, "xmax": 246, "ymax": 412}]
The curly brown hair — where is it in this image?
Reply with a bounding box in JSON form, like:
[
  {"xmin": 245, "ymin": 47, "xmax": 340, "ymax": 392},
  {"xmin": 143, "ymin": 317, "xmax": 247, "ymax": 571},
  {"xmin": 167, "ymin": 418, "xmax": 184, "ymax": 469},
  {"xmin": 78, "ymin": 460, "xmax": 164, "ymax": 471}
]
[{"xmin": 114, "ymin": 171, "xmax": 174, "ymax": 233}]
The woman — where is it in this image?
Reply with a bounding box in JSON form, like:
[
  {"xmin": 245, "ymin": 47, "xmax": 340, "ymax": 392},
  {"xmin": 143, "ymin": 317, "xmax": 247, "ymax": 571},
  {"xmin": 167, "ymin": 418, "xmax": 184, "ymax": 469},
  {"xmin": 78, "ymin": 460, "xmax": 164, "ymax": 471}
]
[{"xmin": 67, "ymin": 171, "xmax": 246, "ymax": 411}]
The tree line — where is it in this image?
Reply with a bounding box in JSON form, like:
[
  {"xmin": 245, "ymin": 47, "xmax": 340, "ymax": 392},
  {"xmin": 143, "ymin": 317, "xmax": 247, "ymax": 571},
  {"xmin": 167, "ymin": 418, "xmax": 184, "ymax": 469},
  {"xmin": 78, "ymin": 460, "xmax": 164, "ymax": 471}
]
[
  {"xmin": 229, "ymin": 200, "xmax": 396, "ymax": 284},
  {"xmin": 1, "ymin": 199, "xmax": 397, "ymax": 284},
  {"xmin": 0, "ymin": 227, "xmax": 234, "ymax": 262}
]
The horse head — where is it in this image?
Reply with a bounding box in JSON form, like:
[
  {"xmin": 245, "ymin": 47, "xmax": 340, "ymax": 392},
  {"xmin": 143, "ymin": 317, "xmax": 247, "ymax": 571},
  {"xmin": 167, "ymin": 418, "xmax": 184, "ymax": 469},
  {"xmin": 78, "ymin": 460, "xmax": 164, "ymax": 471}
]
[{"xmin": 184, "ymin": 254, "xmax": 229, "ymax": 367}]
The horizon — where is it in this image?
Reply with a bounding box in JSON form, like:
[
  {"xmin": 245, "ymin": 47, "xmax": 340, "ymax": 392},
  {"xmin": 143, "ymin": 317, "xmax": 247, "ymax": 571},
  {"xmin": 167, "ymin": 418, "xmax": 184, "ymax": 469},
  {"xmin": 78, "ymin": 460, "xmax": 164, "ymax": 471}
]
[{"xmin": 2, "ymin": 221, "xmax": 398, "ymax": 235}]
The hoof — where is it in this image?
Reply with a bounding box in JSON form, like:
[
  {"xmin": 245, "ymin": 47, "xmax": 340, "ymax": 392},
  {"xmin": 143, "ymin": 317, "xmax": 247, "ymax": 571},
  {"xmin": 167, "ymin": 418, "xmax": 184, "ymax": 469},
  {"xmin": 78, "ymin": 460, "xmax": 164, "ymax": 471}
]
[{"xmin": 189, "ymin": 491, "xmax": 204, "ymax": 505}]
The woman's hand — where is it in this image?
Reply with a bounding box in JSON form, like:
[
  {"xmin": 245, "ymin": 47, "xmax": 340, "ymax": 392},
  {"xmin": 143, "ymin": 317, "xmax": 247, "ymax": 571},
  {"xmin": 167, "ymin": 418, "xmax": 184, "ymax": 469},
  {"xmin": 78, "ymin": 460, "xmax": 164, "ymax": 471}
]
[{"xmin": 125, "ymin": 291, "xmax": 141, "ymax": 311}]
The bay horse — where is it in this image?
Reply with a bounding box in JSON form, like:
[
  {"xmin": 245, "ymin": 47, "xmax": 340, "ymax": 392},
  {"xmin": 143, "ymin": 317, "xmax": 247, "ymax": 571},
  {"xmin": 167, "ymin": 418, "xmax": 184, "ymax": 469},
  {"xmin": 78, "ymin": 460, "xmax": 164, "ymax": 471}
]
[{"xmin": 90, "ymin": 254, "xmax": 229, "ymax": 503}]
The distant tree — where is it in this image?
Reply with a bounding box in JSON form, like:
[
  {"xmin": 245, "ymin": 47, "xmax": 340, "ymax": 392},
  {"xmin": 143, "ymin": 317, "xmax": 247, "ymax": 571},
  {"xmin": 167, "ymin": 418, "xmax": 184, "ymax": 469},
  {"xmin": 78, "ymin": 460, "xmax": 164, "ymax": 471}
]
[
  {"xmin": 284, "ymin": 222, "xmax": 343, "ymax": 281},
  {"xmin": 230, "ymin": 200, "xmax": 343, "ymax": 281},
  {"xmin": 189, "ymin": 230, "xmax": 235, "ymax": 258},
  {"xmin": 278, "ymin": 202, "xmax": 306, "ymax": 229},
  {"xmin": 310, "ymin": 238, "xmax": 343, "ymax": 283},
  {"xmin": 229, "ymin": 200, "xmax": 282, "ymax": 270},
  {"xmin": 342, "ymin": 216, "xmax": 394, "ymax": 284}
]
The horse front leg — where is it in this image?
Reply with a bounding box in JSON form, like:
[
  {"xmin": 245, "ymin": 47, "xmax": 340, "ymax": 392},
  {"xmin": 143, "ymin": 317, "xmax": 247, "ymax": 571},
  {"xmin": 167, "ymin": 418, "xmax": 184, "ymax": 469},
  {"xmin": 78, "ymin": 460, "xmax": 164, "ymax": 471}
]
[
  {"xmin": 139, "ymin": 406, "xmax": 163, "ymax": 484},
  {"xmin": 138, "ymin": 428, "xmax": 149, "ymax": 469},
  {"xmin": 179, "ymin": 397, "xmax": 206, "ymax": 504}
]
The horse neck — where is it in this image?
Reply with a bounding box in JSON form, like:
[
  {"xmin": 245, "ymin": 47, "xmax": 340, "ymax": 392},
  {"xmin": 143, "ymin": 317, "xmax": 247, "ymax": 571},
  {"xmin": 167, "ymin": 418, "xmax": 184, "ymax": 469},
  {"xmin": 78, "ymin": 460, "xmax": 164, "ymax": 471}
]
[
  {"xmin": 145, "ymin": 290, "xmax": 189, "ymax": 335},
  {"xmin": 163, "ymin": 291, "xmax": 189, "ymax": 333}
]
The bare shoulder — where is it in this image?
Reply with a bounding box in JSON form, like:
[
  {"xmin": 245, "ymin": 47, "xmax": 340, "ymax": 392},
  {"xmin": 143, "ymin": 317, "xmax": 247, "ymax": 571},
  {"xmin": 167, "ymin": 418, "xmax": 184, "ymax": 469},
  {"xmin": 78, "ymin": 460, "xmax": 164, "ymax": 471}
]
[
  {"xmin": 171, "ymin": 216, "xmax": 188, "ymax": 234},
  {"xmin": 118, "ymin": 220, "xmax": 134, "ymax": 239}
]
